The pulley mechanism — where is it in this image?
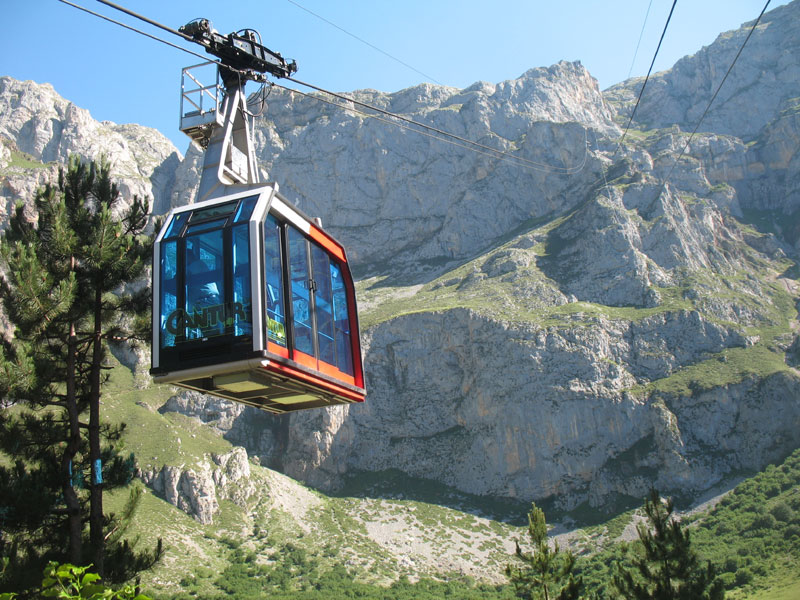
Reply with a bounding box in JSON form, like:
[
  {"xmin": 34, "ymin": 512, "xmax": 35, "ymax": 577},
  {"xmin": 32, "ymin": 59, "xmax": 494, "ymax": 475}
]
[
  {"xmin": 177, "ymin": 19, "xmax": 297, "ymax": 202},
  {"xmin": 179, "ymin": 18, "xmax": 297, "ymax": 84}
]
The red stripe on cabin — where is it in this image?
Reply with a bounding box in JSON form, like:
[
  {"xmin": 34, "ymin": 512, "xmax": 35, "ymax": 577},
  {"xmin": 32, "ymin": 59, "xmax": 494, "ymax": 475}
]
[
  {"xmin": 318, "ymin": 359, "xmax": 356, "ymax": 386},
  {"xmin": 293, "ymin": 349, "xmax": 317, "ymax": 370},
  {"xmin": 267, "ymin": 341, "xmax": 290, "ymax": 358},
  {"xmin": 309, "ymin": 225, "xmax": 345, "ymax": 262},
  {"xmin": 263, "ymin": 361, "xmax": 364, "ymax": 402},
  {"xmin": 343, "ymin": 271, "xmax": 364, "ymax": 389}
]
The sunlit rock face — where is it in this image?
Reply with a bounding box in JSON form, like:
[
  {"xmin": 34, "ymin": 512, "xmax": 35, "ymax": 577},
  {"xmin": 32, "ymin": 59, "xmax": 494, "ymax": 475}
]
[
  {"xmin": 2, "ymin": 0, "xmax": 800, "ymax": 511},
  {"xmin": 0, "ymin": 76, "xmax": 181, "ymax": 224}
]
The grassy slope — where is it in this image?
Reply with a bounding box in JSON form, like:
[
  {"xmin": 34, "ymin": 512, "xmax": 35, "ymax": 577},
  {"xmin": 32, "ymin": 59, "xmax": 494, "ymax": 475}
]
[
  {"xmin": 100, "ymin": 363, "xmax": 524, "ymax": 596},
  {"xmin": 99, "ymin": 361, "xmax": 799, "ymax": 598},
  {"xmin": 575, "ymin": 448, "xmax": 800, "ymax": 599}
]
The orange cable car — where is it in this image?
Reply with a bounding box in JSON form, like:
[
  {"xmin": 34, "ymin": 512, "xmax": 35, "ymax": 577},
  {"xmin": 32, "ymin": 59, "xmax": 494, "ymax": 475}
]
[
  {"xmin": 151, "ymin": 184, "xmax": 365, "ymax": 412},
  {"xmin": 150, "ymin": 21, "xmax": 365, "ymax": 412}
]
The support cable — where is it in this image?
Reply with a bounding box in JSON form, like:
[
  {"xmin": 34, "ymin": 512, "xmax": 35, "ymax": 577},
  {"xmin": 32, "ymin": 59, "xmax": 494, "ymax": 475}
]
[
  {"xmin": 286, "ymin": 76, "xmax": 585, "ymax": 173},
  {"xmin": 627, "ymin": 0, "xmax": 655, "ymax": 80},
  {"xmin": 615, "ymin": 0, "xmax": 678, "ymax": 154},
  {"xmin": 284, "ymin": 0, "xmax": 444, "ymax": 85},
  {"xmin": 57, "ymin": 0, "xmax": 225, "ymax": 69},
  {"xmin": 93, "ymin": 0, "xmax": 194, "ymax": 42},
  {"xmin": 272, "ymin": 81, "xmax": 588, "ymax": 174},
  {"xmin": 659, "ymin": 0, "xmax": 771, "ymax": 188},
  {"xmin": 71, "ymin": 0, "xmax": 587, "ymax": 174},
  {"xmin": 591, "ymin": 128, "xmax": 613, "ymax": 202}
]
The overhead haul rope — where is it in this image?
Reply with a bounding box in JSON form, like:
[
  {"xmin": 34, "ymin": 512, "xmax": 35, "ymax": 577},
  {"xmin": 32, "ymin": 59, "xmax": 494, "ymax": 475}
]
[
  {"xmin": 271, "ymin": 81, "xmax": 589, "ymax": 173},
  {"xmin": 56, "ymin": 0, "xmax": 592, "ymax": 175},
  {"xmin": 57, "ymin": 0, "xmax": 226, "ymax": 69},
  {"xmin": 284, "ymin": 0, "xmax": 444, "ymax": 86},
  {"xmin": 285, "ymin": 75, "xmax": 588, "ymax": 174},
  {"xmin": 600, "ymin": 0, "xmax": 770, "ymax": 207},
  {"xmin": 615, "ymin": 0, "xmax": 678, "ymax": 154},
  {"xmin": 626, "ymin": 0, "xmax": 655, "ymax": 80},
  {"xmin": 658, "ymin": 0, "xmax": 771, "ymax": 189}
]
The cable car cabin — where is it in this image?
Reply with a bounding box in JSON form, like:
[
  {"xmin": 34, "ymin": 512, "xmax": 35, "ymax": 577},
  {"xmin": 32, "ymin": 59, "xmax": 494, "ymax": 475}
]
[{"xmin": 150, "ymin": 185, "xmax": 365, "ymax": 413}]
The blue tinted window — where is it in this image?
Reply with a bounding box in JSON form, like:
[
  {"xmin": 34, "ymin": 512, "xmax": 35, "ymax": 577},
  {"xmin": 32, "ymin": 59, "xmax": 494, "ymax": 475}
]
[
  {"xmin": 232, "ymin": 224, "xmax": 252, "ymax": 337},
  {"xmin": 185, "ymin": 217, "xmax": 229, "ymax": 235},
  {"xmin": 234, "ymin": 196, "xmax": 259, "ymax": 223},
  {"xmin": 264, "ymin": 215, "xmax": 286, "ymax": 346},
  {"xmin": 288, "ymin": 227, "xmax": 314, "ymax": 356},
  {"xmin": 190, "ymin": 201, "xmax": 236, "ymax": 221},
  {"xmin": 159, "ymin": 240, "xmax": 178, "ymax": 349},
  {"xmin": 184, "ymin": 230, "xmax": 225, "ymax": 340},
  {"xmin": 330, "ymin": 261, "xmax": 354, "ymax": 375},
  {"xmin": 312, "ymin": 245, "xmax": 335, "ymax": 366},
  {"xmin": 163, "ymin": 212, "xmax": 189, "ymax": 239}
]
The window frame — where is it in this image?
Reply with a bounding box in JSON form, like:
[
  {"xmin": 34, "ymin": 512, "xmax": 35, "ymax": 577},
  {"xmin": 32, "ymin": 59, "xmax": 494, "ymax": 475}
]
[{"xmin": 276, "ymin": 219, "xmax": 356, "ymax": 381}]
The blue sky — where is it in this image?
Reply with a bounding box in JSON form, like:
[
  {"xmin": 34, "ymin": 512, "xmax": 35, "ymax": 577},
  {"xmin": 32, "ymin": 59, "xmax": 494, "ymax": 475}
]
[{"xmin": 2, "ymin": 0, "xmax": 787, "ymax": 153}]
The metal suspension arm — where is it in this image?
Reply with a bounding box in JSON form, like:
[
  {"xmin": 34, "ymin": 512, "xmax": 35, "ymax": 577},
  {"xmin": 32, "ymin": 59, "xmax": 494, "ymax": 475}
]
[{"xmin": 179, "ymin": 19, "xmax": 297, "ymax": 82}]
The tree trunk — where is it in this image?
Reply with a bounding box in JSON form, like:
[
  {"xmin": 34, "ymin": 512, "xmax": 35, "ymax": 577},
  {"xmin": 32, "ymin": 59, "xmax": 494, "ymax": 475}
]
[
  {"xmin": 63, "ymin": 321, "xmax": 82, "ymax": 564},
  {"xmin": 89, "ymin": 285, "xmax": 104, "ymax": 577}
]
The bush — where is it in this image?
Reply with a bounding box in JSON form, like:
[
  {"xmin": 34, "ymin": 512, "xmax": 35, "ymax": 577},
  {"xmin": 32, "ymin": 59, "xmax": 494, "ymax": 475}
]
[
  {"xmin": 783, "ymin": 524, "xmax": 800, "ymax": 540},
  {"xmin": 723, "ymin": 557, "xmax": 740, "ymax": 573},
  {"xmin": 770, "ymin": 501, "xmax": 793, "ymax": 522},
  {"xmin": 718, "ymin": 572, "xmax": 736, "ymax": 589},
  {"xmin": 735, "ymin": 567, "xmax": 753, "ymax": 586},
  {"xmin": 749, "ymin": 513, "xmax": 777, "ymax": 531}
]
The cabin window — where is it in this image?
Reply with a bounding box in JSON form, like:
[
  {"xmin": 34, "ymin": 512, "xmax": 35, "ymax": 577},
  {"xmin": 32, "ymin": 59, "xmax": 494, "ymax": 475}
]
[
  {"xmin": 330, "ymin": 261, "xmax": 354, "ymax": 376},
  {"xmin": 312, "ymin": 245, "xmax": 336, "ymax": 366},
  {"xmin": 232, "ymin": 224, "xmax": 252, "ymax": 337},
  {"xmin": 157, "ymin": 196, "xmax": 257, "ymax": 353},
  {"xmin": 159, "ymin": 239, "xmax": 178, "ymax": 349},
  {"xmin": 163, "ymin": 212, "xmax": 188, "ymax": 238},
  {"xmin": 184, "ymin": 228, "xmax": 225, "ymax": 340},
  {"xmin": 264, "ymin": 215, "xmax": 287, "ymax": 347},
  {"xmin": 282, "ymin": 224, "xmax": 355, "ymax": 376},
  {"xmin": 288, "ymin": 226, "xmax": 314, "ymax": 357}
]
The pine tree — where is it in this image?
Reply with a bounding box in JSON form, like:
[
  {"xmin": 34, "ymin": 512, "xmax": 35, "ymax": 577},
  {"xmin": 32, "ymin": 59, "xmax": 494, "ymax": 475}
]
[
  {"xmin": 612, "ymin": 489, "xmax": 724, "ymax": 600},
  {"xmin": 0, "ymin": 156, "xmax": 161, "ymax": 591},
  {"xmin": 506, "ymin": 503, "xmax": 581, "ymax": 600}
]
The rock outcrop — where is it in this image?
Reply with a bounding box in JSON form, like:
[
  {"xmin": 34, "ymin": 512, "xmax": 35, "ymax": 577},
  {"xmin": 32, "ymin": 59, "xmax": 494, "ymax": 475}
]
[
  {"xmin": 604, "ymin": 1, "xmax": 800, "ymax": 140},
  {"xmin": 0, "ymin": 76, "xmax": 181, "ymax": 225},
  {"xmin": 246, "ymin": 61, "xmax": 619, "ymax": 271},
  {"xmin": 139, "ymin": 447, "xmax": 255, "ymax": 524}
]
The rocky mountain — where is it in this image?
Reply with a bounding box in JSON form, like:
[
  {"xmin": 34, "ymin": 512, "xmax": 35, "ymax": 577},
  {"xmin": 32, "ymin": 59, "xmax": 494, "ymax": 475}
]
[
  {"xmin": 605, "ymin": 1, "xmax": 800, "ymax": 141},
  {"xmin": 1, "ymin": 0, "xmax": 800, "ymax": 527},
  {"xmin": 0, "ymin": 76, "xmax": 181, "ymax": 224}
]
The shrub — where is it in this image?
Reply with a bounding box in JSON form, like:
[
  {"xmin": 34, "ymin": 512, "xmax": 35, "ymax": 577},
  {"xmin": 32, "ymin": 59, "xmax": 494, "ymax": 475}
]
[
  {"xmin": 718, "ymin": 572, "xmax": 736, "ymax": 589},
  {"xmin": 783, "ymin": 524, "xmax": 800, "ymax": 540},
  {"xmin": 723, "ymin": 557, "xmax": 740, "ymax": 573},
  {"xmin": 769, "ymin": 501, "xmax": 793, "ymax": 522},
  {"xmin": 735, "ymin": 567, "xmax": 753, "ymax": 586},
  {"xmin": 750, "ymin": 513, "xmax": 777, "ymax": 531}
]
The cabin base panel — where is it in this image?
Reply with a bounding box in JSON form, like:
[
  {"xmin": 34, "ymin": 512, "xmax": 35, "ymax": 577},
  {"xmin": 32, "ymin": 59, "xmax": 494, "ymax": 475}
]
[{"xmin": 153, "ymin": 363, "xmax": 363, "ymax": 414}]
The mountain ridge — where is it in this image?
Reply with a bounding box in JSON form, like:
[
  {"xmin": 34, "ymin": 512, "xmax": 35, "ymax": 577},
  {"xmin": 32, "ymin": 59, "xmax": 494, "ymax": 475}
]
[{"xmin": 0, "ymin": 0, "xmax": 799, "ymax": 525}]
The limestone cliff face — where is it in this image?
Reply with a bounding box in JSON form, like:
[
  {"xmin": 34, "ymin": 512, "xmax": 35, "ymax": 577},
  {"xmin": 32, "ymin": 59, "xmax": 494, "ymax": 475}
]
[
  {"xmin": 604, "ymin": 1, "xmax": 800, "ymax": 141},
  {"xmin": 245, "ymin": 60, "xmax": 620, "ymax": 271},
  {"xmin": 3, "ymin": 1, "xmax": 800, "ymax": 512},
  {"xmin": 0, "ymin": 76, "xmax": 181, "ymax": 224}
]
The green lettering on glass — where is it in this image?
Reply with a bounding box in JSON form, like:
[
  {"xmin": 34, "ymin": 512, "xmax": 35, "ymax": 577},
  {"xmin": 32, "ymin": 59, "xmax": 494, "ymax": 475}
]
[{"xmin": 164, "ymin": 302, "xmax": 250, "ymax": 336}]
